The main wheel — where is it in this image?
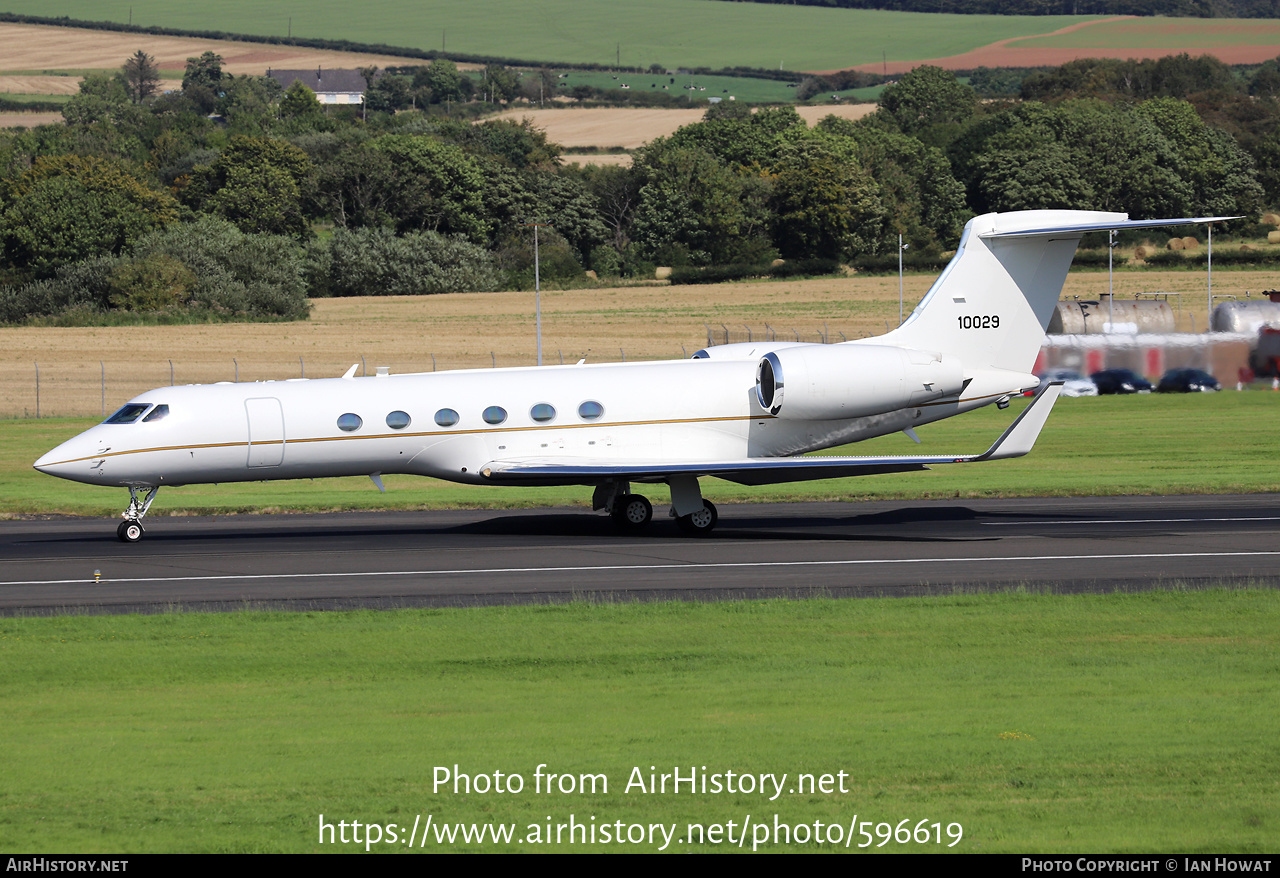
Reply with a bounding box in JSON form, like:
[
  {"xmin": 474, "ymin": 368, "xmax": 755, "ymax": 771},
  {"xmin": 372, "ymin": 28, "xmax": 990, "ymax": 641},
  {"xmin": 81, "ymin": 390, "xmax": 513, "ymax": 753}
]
[
  {"xmin": 610, "ymin": 494, "xmax": 653, "ymax": 530},
  {"xmin": 676, "ymin": 500, "xmax": 718, "ymax": 536},
  {"xmin": 117, "ymin": 519, "xmax": 144, "ymax": 543}
]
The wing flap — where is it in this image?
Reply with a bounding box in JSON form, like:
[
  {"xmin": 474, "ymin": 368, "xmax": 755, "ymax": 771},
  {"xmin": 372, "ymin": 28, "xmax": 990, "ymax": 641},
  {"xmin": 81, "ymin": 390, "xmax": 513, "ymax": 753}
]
[{"xmin": 480, "ymin": 382, "xmax": 1062, "ymax": 487}]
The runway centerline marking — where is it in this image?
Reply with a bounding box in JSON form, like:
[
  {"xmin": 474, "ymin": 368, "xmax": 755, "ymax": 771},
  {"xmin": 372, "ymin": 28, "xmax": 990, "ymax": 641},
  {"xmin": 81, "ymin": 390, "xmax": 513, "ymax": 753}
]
[
  {"xmin": 4, "ymin": 550, "xmax": 1280, "ymax": 587},
  {"xmin": 982, "ymin": 517, "xmax": 1280, "ymax": 526}
]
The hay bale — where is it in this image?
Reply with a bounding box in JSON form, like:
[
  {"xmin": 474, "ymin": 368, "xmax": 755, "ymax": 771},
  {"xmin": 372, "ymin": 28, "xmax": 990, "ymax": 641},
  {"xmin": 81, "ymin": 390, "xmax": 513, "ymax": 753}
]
[
  {"xmin": 1182, "ymin": 236, "xmax": 1200, "ymax": 249},
  {"xmin": 770, "ymin": 258, "xmax": 786, "ymax": 268},
  {"xmin": 654, "ymin": 266, "xmax": 672, "ymax": 279},
  {"xmin": 584, "ymin": 269, "xmax": 598, "ymax": 280},
  {"xmin": 1269, "ymin": 231, "xmax": 1280, "ymax": 244},
  {"xmin": 1241, "ymin": 243, "xmax": 1257, "ymax": 252},
  {"xmin": 1262, "ymin": 212, "xmax": 1280, "ymax": 226},
  {"xmin": 1135, "ymin": 244, "xmax": 1154, "ymax": 259},
  {"xmin": 1167, "ymin": 238, "xmax": 1184, "ymax": 251}
]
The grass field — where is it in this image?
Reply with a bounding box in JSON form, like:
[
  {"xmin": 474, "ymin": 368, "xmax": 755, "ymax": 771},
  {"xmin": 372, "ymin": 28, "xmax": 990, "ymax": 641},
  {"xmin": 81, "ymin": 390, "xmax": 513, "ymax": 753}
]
[
  {"xmin": 7, "ymin": 391, "xmax": 1279, "ymax": 519},
  {"xmin": 1, "ymin": 2, "xmax": 1095, "ymax": 71},
  {"xmin": 2, "ymin": 590, "xmax": 1276, "ymax": 852}
]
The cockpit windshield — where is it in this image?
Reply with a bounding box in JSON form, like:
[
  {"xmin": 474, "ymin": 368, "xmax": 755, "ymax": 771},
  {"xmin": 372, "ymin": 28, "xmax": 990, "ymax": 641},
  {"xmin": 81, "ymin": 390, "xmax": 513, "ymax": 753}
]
[
  {"xmin": 142, "ymin": 404, "xmax": 169, "ymax": 422},
  {"xmin": 103, "ymin": 404, "xmax": 151, "ymax": 425}
]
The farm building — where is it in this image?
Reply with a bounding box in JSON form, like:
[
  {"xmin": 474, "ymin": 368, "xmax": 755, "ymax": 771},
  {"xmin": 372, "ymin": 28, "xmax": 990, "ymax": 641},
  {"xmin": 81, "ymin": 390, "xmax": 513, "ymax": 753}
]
[{"xmin": 266, "ymin": 67, "xmax": 368, "ymax": 104}]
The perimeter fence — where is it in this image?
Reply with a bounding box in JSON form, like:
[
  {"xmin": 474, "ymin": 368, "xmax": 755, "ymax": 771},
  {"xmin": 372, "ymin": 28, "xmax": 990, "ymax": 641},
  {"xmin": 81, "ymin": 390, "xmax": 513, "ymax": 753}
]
[{"xmin": 5, "ymin": 349, "xmax": 702, "ymax": 419}]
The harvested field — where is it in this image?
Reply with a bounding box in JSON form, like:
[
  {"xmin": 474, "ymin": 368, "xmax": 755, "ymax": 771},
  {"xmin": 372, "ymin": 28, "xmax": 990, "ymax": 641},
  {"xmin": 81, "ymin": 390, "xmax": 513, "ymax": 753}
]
[
  {"xmin": 0, "ymin": 22, "xmax": 428, "ymax": 81},
  {"xmin": 0, "ymin": 112, "xmax": 63, "ymax": 128},
  {"xmin": 847, "ymin": 15, "xmax": 1280, "ymax": 75},
  {"xmin": 562, "ymin": 153, "xmax": 633, "ymax": 168},
  {"xmin": 490, "ymin": 104, "xmax": 877, "ymax": 150},
  {"xmin": 0, "ymin": 75, "xmax": 83, "ymax": 95},
  {"xmin": 2, "ymin": 268, "xmax": 1272, "ymax": 419}
]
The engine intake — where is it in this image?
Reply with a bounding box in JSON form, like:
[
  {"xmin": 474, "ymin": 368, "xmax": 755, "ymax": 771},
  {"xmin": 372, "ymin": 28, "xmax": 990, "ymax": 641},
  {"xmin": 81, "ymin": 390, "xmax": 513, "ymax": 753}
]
[{"xmin": 756, "ymin": 344, "xmax": 964, "ymax": 420}]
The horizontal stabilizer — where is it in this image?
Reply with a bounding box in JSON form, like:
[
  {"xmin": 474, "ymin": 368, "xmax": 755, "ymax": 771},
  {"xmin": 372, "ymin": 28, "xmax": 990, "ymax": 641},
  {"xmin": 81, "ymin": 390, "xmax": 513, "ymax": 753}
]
[
  {"xmin": 982, "ymin": 216, "xmax": 1240, "ymax": 240},
  {"xmin": 480, "ymin": 382, "xmax": 1063, "ymax": 487}
]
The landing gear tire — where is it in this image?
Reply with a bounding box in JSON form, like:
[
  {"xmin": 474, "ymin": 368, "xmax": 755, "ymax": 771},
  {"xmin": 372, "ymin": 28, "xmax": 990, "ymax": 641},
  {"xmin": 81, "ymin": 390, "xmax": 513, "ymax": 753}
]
[
  {"xmin": 611, "ymin": 494, "xmax": 653, "ymax": 530},
  {"xmin": 676, "ymin": 500, "xmax": 718, "ymax": 536},
  {"xmin": 117, "ymin": 520, "xmax": 144, "ymax": 543}
]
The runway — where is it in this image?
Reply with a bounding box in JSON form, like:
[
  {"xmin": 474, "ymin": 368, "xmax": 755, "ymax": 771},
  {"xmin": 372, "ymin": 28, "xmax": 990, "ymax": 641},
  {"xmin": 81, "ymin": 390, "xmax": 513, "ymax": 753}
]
[{"xmin": 1, "ymin": 494, "xmax": 1278, "ymax": 614}]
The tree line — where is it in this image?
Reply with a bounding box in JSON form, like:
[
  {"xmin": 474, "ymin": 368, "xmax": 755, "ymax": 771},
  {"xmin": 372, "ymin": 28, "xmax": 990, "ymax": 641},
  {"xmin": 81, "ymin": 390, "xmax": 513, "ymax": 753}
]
[
  {"xmin": 711, "ymin": 0, "xmax": 1280, "ymax": 17},
  {"xmin": 1, "ymin": 51, "xmax": 1277, "ymax": 324}
]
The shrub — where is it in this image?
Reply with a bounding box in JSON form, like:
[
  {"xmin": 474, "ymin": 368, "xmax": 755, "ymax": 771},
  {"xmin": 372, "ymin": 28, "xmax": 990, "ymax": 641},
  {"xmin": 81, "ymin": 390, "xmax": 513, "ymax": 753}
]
[{"xmin": 326, "ymin": 226, "xmax": 499, "ymax": 296}]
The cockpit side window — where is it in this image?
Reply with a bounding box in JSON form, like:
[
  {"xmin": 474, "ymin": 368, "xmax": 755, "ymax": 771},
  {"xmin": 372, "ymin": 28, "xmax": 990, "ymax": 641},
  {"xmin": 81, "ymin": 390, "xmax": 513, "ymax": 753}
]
[
  {"xmin": 141, "ymin": 404, "xmax": 169, "ymax": 423},
  {"xmin": 104, "ymin": 404, "xmax": 150, "ymax": 425}
]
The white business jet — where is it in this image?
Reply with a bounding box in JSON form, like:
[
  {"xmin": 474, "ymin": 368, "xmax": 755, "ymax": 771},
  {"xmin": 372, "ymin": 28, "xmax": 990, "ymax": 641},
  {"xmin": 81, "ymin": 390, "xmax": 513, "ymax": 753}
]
[{"xmin": 34, "ymin": 209, "xmax": 1228, "ymax": 542}]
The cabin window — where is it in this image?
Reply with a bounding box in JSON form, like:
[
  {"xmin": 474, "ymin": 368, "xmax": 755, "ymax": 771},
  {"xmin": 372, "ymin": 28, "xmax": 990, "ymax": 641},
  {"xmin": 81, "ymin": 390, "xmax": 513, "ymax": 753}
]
[
  {"xmin": 482, "ymin": 406, "xmax": 508, "ymax": 425},
  {"xmin": 578, "ymin": 400, "xmax": 604, "ymax": 420},
  {"xmin": 434, "ymin": 409, "xmax": 459, "ymax": 427},
  {"xmin": 530, "ymin": 403, "xmax": 556, "ymax": 423},
  {"xmin": 104, "ymin": 403, "xmax": 150, "ymax": 425},
  {"xmin": 386, "ymin": 410, "xmax": 411, "ymax": 430},
  {"xmin": 337, "ymin": 413, "xmax": 363, "ymax": 432},
  {"xmin": 141, "ymin": 404, "xmax": 170, "ymax": 423}
]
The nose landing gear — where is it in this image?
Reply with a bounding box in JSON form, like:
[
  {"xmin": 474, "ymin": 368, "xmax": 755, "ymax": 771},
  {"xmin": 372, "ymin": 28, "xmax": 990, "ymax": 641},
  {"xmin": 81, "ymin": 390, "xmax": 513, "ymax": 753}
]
[{"xmin": 117, "ymin": 486, "xmax": 158, "ymax": 543}]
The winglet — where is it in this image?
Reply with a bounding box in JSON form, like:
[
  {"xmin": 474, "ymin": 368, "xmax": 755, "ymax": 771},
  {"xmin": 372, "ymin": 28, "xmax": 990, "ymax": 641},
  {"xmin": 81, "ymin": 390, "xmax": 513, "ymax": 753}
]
[
  {"xmin": 970, "ymin": 381, "xmax": 1063, "ymax": 461},
  {"xmin": 342, "ymin": 364, "xmax": 359, "ymax": 379}
]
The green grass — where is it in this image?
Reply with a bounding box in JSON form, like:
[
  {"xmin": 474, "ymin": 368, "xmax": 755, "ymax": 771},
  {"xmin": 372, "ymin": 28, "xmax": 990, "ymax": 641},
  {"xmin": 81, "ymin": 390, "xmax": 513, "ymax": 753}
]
[
  {"xmin": 1, "ymin": 590, "xmax": 1276, "ymax": 852},
  {"xmin": 505, "ymin": 69, "xmax": 807, "ymax": 104},
  {"xmin": 0, "ymin": 92, "xmax": 71, "ymax": 105},
  {"xmin": 7, "ymin": 392, "xmax": 1279, "ymax": 519},
  {"xmin": 4, "ymin": 2, "xmax": 1097, "ymax": 71}
]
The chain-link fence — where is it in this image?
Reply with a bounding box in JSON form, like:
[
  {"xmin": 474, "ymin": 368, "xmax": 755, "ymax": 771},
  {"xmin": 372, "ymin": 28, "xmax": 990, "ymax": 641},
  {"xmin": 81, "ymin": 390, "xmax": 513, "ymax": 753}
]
[
  {"xmin": 4, "ymin": 348, "xmax": 704, "ymax": 419},
  {"xmin": 702, "ymin": 323, "xmax": 883, "ymax": 347}
]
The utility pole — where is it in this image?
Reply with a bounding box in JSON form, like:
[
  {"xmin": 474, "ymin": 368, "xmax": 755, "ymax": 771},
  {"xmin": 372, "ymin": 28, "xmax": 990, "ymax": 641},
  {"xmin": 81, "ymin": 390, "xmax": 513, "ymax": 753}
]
[
  {"xmin": 1108, "ymin": 228, "xmax": 1115, "ymax": 330},
  {"xmin": 1207, "ymin": 221, "xmax": 1214, "ymax": 326},
  {"xmin": 525, "ymin": 221, "xmax": 551, "ymax": 365},
  {"xmin": 898, "ymin": 234, "xmax": 909, "ymax": 325}
]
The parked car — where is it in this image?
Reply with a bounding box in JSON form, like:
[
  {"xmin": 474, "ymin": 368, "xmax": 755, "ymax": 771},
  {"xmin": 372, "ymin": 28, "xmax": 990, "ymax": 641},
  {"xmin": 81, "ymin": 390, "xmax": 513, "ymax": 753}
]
[
  {"xmin": 1090, "ymin": 368, "xmax": 1153, "ymax": 394},
  {"xmin": 1156, "ymin": 368, "xmax": 1221, "ymax": 393},
  {"xmin": 1037, "ymin": 368, "xmax": 1098, "ymax": 397}
]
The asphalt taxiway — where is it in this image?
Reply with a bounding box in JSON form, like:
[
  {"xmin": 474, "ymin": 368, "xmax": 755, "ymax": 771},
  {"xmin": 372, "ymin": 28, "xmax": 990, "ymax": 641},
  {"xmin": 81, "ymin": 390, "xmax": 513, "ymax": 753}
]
[{"xmin": 1, "ymin": 494, "xmax": 1277, "ymax": 614}]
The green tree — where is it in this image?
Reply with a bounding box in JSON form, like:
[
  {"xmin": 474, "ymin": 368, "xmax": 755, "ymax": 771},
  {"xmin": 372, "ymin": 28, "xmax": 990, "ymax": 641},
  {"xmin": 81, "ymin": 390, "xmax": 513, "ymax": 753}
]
[
  {"xmin": 769, "ymin": 140, "xmax": 885, "ymax": 260},
  {"xmin": 414, "ymin": 59, "xmax": 469, "ymax": 104},
  {"xmin": 185, "ymin": 136, "xmax": 312, "ymax": 237},
  {"xmin": 182, "ymin": 51, "xmax": 224, "ymax": 114},
  {"xmin": 280, "ymin": 80, "xmax": 325, "ymax": 120},
  {"xmin": 1, "ymin": 155, "xmax": 178, "ymax": 278},
  {"xmin": 879, "ymin": 65, "xmax": 978, "ymax": 143},
  {"xmin": 370, "ymin": 135, "xmax": 489, "ymax": 241},
  {"xmin": 813, "ymin": 116, "xmax": 968, "ymax": 252},
  {"xmin": 183, "ymin": 51, "xmax": 224, "ymax": 92},
  {"xmin": 122, "ymin": 50, "xmax": 161, "ymax": 105},
  {"xmin": 631, "ymin": 141, "xmax": 766, "ymax": 265},
  {"xmin": 482, "ymin": 65, "xmax": 519, "ymax": 104}
]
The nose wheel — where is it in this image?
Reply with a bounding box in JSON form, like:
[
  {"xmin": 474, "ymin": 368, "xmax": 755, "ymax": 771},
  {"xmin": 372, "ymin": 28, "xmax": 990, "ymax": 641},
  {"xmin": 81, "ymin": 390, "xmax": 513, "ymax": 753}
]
[{"xmin": 117, "ymin": 486, "xmax": 158, "ymax": 543}]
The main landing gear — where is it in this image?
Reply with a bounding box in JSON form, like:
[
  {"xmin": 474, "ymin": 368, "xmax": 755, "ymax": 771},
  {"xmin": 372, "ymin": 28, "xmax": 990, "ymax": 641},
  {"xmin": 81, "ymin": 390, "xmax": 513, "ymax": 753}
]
[
  {"xmin": 117, "ymin": 486, "xmax": 158, "ymax": 543},
  {"xmin": 594, "ymin": 478, "xmax": 719, "ymax": 536}
]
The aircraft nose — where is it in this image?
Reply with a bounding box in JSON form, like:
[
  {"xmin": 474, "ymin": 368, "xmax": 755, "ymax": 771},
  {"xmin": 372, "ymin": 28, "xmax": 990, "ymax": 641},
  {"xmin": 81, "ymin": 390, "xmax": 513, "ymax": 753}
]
[{"xmin": 33, "ymin": 436, "xmax": 96, "ymax": 480}]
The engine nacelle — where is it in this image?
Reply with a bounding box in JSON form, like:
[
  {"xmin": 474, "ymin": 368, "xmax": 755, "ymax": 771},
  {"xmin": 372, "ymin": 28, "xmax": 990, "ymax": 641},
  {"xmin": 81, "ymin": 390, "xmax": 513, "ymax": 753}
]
[{"xmin": 755, "ymin": 343, "xmax": 965, "ymax": 420}]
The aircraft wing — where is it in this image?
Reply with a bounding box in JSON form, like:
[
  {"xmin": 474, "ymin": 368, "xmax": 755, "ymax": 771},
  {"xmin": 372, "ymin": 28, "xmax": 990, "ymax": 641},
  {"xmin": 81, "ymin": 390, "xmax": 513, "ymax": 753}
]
[{"xmin": 480, "ymin": 383, "xmax": 1062, "ymax": 487}]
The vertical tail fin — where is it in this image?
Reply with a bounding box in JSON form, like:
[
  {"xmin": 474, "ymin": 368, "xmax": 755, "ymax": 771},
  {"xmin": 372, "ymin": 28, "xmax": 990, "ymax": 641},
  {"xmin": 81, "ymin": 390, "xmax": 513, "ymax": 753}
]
[{"xmin": 878, "ymin": 210, "xmax": 1235, "ymax": 376}]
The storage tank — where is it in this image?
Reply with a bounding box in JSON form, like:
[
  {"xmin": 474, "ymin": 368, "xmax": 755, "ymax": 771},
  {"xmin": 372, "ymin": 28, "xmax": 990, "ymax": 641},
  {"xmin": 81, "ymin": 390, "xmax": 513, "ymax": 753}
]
[
  {"xmin": 1048, "ymin": 299, "xmax": 1176, "ymax": 335},
  {"xmin": 1210, "ymin": 300, "xmax": 1280, "ymax": 334}
]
